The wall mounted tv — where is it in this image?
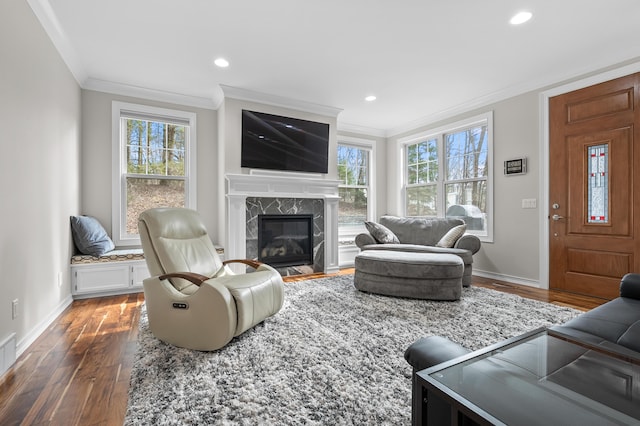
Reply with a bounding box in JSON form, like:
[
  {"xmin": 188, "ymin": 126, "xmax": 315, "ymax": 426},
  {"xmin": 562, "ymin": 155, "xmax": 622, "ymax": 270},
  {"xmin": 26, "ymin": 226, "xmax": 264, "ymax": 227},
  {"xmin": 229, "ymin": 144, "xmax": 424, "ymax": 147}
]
[{"xmin": 241, "ymin": 110, "xmax": 330, "ymax": 173}]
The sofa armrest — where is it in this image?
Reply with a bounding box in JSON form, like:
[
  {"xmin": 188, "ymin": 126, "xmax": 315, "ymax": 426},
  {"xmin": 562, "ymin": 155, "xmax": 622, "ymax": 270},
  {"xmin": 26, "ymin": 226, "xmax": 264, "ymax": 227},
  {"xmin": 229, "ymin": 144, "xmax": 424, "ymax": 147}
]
[
  {"xmin": 405, "ymin": 336, "xmax": 470, "ymax": 371},
  {"xmin": 355, "ymin": 233, "xmax": 376, "ymax": 249},
  {"xmin": 454, "ymin": 233, "xmax": 481, "ymax": 254},
  {"xmin": 620, "ymin": 273, "xmax": 640, "ymax": 299}
]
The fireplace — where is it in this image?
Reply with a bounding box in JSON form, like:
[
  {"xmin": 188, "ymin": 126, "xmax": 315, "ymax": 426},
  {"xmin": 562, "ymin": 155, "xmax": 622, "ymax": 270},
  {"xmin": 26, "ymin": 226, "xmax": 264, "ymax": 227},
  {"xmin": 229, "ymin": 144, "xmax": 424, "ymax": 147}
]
[
  {"xmin": 225, "ymin": 172, "xmax": 341, "ymax": 274},
  {"xmin": 258, "ymin": 214, "xmax": 314, "ymax": 268}
]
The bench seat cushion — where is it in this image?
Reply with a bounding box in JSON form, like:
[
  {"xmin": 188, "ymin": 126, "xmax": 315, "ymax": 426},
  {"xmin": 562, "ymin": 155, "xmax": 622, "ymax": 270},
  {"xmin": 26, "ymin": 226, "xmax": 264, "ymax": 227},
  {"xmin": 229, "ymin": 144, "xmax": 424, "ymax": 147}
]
[
  {"xmin": 71, "ymin": 246, "xmax": 224, "ymax": 265},
  {"xmin": 71, "ymin": 248, "xmax": 145, "ymax": 264}
]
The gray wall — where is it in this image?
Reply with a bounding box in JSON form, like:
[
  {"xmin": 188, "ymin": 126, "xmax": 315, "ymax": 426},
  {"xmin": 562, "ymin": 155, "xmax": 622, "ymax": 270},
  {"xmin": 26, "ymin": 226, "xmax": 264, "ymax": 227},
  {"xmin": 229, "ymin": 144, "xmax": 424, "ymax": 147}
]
[
  {"xmin": 79, "ymin": 85, "xmax": 544, "ymax": 285},
  {"xmin": 386, "ymin": 92, "xmax": 541, "ymax": 284},
  {"xmin": 80, "ymin": 90, "xmax": 219, "ymax": 242},
  {"xmin": 0, "ymin": 0, "xmax": 81, "ymax": 353}
]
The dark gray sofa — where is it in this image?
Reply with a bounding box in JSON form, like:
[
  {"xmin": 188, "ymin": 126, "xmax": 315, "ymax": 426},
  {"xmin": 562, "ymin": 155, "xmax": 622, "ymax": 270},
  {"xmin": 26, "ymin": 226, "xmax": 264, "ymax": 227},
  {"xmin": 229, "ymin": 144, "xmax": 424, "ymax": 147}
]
[
  {"xmin": 550, "ymin": 272, "xmax": 640, "ymax": 355},
  {"xmin": 404, "ymin": 273, "xmax": 640, "ymax": 424},
  {"xmin": 355, "ymin": 215, "xmax": 481, "ymax": 287}
]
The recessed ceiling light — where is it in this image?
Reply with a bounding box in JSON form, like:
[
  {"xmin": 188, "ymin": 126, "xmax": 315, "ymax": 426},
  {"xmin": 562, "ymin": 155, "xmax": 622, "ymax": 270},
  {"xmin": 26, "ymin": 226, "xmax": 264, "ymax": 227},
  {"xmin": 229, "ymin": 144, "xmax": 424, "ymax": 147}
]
[
  {"xmin": 365, "ymin": 95, "xmax": 377, "ymax": 102},
  {"xmin": 214, "ymin": 57, "xmax": 229, "ymax": 68},
  {"xmin": 510, "ymin": 11, "xmax": 532, "ymax": 25}
]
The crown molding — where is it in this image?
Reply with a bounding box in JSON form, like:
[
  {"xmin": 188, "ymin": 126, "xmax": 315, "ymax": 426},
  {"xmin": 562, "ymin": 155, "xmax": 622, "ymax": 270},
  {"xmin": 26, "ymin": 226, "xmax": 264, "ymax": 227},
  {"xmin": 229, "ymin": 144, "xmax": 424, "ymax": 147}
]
[
  {"xmin": 27, "ymin": 0, "xmax": 87, "ymax": 85},
  {"xmin": 220, "ymin": 85, "xmax": 342, "ymax": 118},
  {"xmin": 386, "ymin": 92, "xmax": 503, "ymax": 138},
  {"xmin": 84, "ymin": 79, "xmax": 217, "ymax": 110},
  {"xmin": 27, "ymin": 0, "xmax": 640, "ymax": 137},
  {"xmin": 337, "ymin": 122, "xmax": 386, "ymax": 138},
  {"xmin": 387, "ymin": 56, "xmax": 640, "ymax": 138}
]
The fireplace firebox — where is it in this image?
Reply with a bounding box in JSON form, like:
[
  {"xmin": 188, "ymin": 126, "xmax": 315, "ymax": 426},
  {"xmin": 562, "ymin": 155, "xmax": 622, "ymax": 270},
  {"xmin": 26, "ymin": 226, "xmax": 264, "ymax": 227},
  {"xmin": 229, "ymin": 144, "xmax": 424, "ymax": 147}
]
[{"xmin": 258, "ymin": 214, "xmax": 313, "ymax": 268}]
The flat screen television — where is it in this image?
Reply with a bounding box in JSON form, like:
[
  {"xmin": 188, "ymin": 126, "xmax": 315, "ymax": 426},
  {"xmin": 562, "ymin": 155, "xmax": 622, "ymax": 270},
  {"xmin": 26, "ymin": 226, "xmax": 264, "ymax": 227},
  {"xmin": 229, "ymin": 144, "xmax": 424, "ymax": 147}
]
[{"xmin": 241, "ymin": 110, "xmax": 329, "ymax": 173}]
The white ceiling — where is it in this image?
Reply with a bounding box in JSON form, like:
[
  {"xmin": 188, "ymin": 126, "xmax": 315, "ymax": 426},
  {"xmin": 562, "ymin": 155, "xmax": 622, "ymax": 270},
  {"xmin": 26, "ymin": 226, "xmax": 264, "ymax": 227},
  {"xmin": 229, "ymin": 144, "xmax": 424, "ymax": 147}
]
[{"xmin": 32, "ymin": 0, "xmax": 640, "ymax": 134}]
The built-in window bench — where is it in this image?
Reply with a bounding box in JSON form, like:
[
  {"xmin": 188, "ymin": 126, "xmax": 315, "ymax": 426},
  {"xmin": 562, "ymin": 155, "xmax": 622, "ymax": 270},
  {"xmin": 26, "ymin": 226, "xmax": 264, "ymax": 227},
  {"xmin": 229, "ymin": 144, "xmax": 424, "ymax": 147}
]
[
  {"xmin": 70, "ymin": 249, "xmax": 148, "ymax": 299},
  {"xmin": 70, "ymin": 246, "xmax": 225, "ymax": 299}
]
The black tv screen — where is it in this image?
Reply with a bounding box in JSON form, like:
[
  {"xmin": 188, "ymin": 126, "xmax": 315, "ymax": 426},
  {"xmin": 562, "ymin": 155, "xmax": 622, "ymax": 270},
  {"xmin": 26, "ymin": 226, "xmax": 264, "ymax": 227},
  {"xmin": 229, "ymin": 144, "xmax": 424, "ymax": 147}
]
[{"xmin": 241, "ymin": 110, "xmax": 329, "ymax": 173}]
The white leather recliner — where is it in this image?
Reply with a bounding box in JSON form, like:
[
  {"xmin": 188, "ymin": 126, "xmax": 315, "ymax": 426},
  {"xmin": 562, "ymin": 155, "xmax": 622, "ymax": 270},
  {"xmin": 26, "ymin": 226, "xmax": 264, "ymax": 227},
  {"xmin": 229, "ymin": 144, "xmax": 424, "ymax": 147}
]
[{"xmin": 138, "ymin": 207, "xmax": 285, "ymax": 351}]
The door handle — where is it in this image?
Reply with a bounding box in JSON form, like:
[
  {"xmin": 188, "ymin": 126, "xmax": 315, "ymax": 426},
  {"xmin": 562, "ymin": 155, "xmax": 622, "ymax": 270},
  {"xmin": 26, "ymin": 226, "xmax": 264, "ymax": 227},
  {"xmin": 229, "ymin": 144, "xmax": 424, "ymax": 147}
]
[{"xmin": 551, "ymin": 214, "xmax": 565, "ymax": 221}]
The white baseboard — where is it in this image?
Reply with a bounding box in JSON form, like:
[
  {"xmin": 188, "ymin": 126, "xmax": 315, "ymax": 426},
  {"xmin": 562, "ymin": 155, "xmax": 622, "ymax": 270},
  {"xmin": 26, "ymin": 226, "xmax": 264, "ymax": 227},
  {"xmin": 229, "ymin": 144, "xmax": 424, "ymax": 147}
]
[
  {"xmin": 0, "ymin": 333, "xmax": 16, "ymax": 377},
  {"xmin": 16, "ymin": 295, "xmax": 73, "ymax": 358},
  {"xmin": 338, "ymin": 245, "xmax": 359, "ymax": 268},
  {"xmin": 473, "ymin": 269, "xmax": 541, "ymax": 288}
]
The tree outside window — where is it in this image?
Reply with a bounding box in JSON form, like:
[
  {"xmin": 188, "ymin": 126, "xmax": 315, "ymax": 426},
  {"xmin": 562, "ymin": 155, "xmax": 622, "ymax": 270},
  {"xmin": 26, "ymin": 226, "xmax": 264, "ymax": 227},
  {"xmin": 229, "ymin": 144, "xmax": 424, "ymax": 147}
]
[
  {"xmin": 444, "ymin": 125, "xmax": 488, "ymax": 232},
  {"xmin": 403, "ymin": 113, "xmax": 492, "ymax": 239},
  {"xmin": 124, "ymin": 118, "xmax": 187, "ymax": 235},
  {"xmin": 338, "ymin": 144, "xmax": 369, "ymax": 230},
  {"xmin": 112, "ymin": 102, "xmax": 196, "ymax": 246},
  {"xmin": 406, "ymin": 139, "xmax": 437, "ymax": 216}
]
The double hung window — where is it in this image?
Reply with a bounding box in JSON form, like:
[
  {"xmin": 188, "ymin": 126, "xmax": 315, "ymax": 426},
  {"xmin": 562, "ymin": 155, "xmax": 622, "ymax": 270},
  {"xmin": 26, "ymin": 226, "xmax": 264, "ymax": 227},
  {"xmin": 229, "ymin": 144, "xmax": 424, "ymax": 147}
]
[
  {"xmin": 337, "ymin": 139, "xmax": 374, "ymax": 239},
  {"xmin": 402, "ymin": 112, "xmax": 492, "ymax": 241},
  {"xmin": 112, "ymin": 102, "xmax": 197, "ymax": 246}
]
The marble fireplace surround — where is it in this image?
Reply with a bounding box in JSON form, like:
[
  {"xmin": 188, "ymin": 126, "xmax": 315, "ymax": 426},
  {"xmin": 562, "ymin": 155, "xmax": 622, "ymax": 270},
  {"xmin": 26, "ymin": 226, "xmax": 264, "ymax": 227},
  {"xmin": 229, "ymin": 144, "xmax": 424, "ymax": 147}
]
[
  {"xmin": 247, "ymin": 198, "xmax": 322, "ymax": 273},
  {"xmin": 225, "ymin": 171, "xmax": 341, "ymax": 274}
]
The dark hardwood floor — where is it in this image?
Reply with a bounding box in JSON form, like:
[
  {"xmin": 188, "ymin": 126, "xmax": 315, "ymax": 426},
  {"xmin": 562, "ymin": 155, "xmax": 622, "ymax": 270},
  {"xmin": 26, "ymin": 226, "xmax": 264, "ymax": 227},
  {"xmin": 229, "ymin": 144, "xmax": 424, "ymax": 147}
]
[{"xmin": 0, "ymin": 271, "xmax": 606, "ymax": 425}]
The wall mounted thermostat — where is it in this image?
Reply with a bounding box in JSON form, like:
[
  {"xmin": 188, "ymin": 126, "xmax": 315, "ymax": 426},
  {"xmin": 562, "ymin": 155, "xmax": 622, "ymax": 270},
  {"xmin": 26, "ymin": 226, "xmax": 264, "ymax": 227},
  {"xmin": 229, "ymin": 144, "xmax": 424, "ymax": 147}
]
[{"xmin": 504, "ymin": 158, "xmax": 527, "ymax": 176}]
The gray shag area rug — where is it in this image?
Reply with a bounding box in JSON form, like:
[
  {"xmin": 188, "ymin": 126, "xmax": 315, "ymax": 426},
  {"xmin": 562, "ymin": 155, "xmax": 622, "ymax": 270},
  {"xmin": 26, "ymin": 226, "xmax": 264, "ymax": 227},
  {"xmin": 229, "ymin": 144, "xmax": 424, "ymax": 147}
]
[{"xmin": 124, "ymin": 274, "xmax": 581, "ymax": 425}]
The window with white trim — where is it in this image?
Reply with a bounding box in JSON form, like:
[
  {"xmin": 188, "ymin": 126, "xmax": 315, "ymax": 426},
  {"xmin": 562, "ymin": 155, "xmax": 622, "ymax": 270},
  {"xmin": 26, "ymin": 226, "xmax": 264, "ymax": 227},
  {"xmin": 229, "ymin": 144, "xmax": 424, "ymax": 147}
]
[
  {"xmin": 402, "ymin": 112, "xmax": 493, "ymax": 241},
  {"xmin": 337, "ymin": 138, "xmax": 374, "ymax": 240},
  {"xmin": 112, "ymin": 102, "xmax": 197, "ymax": 246}
]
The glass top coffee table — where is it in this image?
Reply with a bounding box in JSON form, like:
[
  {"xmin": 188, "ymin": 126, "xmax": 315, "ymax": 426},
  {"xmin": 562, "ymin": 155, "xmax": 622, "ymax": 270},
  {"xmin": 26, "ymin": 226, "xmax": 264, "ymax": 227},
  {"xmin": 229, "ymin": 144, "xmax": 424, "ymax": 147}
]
[{"xmin": 417, "ymin": 328, "xmax": 640, "ymax": 425}]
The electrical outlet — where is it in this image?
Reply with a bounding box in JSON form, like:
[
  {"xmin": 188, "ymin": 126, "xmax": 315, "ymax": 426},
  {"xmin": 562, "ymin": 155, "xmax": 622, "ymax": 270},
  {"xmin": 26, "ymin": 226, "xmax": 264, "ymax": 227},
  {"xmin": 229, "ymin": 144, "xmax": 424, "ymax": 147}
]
[
  {"xmin": 12, "ymin": 299, "xmax": 18, "ymax": 319},
  {"xmin": 57, "ymin": 272, "xmax": 62, "ymax": 288}
]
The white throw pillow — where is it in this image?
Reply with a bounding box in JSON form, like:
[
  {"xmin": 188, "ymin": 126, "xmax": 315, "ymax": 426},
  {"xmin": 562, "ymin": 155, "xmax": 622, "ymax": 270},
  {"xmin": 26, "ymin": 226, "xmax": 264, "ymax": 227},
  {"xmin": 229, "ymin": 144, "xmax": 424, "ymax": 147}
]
[{"xmin": 436, "ymin": 224, "xmax": 467, "ymax": 248}]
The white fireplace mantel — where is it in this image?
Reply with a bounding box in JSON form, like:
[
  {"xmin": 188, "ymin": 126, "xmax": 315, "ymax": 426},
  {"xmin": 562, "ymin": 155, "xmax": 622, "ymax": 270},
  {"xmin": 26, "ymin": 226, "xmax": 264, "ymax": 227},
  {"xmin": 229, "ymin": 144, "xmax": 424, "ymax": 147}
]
[{"xmin": 225, "ymin": 172, "xmax": 341, "ymax": 274}]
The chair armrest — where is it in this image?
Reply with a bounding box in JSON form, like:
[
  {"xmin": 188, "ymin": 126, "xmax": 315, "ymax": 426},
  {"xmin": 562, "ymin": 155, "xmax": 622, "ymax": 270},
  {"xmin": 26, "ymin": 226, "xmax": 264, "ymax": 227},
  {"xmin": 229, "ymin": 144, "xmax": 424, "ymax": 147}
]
[
  {"xmin": 355, "ymin": 233, "xmax": 377, "ymax": 249},
  {"xmin": 454, "ymin": 234, "xmax": 481, "ymax": 254},
  {"xmin": 222, "ymin": 259, "xmax": 264, "ymax": 269},
  {"xmin": 620, "ymin": 273, "xmax": 640, "ymax": 299},
  {"xmin": 159, "ymin": 272, "xmax": 210, "ymax": 286}
]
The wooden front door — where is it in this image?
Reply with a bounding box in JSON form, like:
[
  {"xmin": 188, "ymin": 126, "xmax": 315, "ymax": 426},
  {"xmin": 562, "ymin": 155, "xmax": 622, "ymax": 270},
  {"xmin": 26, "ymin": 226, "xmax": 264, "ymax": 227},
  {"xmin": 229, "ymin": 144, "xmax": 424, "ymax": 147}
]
[{"xmin": 549, "ymin": 73, "xmax": 640, "ymax": 300}]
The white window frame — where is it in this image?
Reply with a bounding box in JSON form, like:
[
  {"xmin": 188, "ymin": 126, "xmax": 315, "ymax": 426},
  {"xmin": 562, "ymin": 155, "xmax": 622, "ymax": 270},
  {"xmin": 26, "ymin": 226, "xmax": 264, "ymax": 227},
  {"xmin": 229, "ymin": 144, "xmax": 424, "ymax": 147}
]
[
  {"xmin": 111, "ymin": 101, "xmax": 197, "ymax": 246},
  {"xmin": 337, "ymin": 136, "xmax": 376, "ymax": 242},
  {"xmin": 399, "ymin": 111, "xmax": 493, "ymax": 242}
]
